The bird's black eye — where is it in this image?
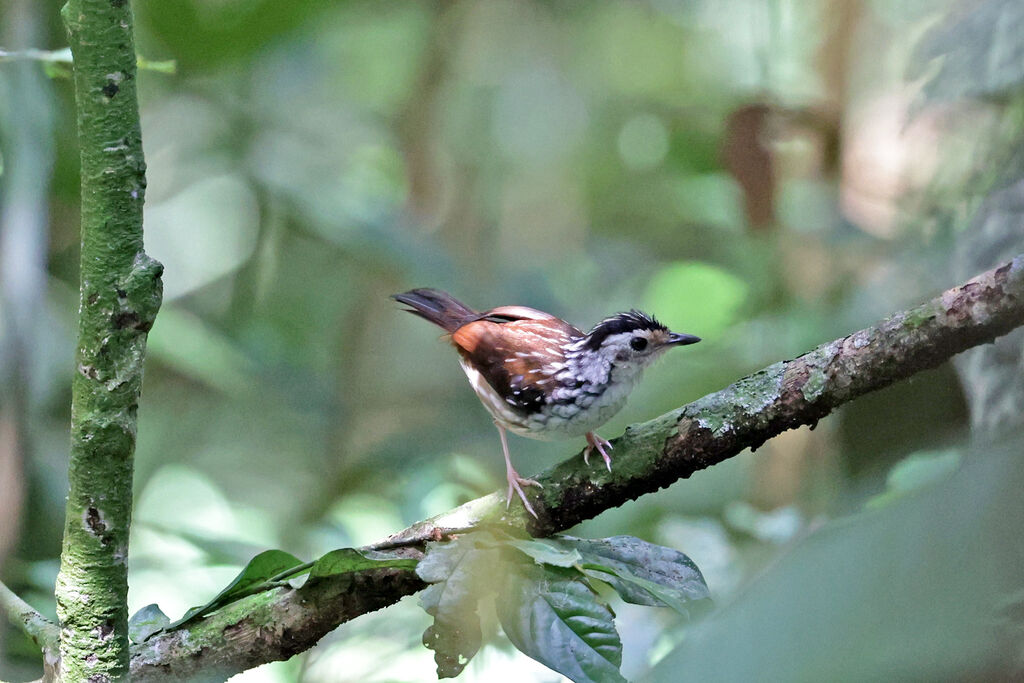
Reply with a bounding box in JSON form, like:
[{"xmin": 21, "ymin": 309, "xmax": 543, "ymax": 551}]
[{"xmin": 630, "ymin": 337, "xmax": 648, "ymax": 351}]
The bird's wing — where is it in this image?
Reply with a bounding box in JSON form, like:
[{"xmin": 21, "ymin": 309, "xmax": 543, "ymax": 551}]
[{"xmin": 451, "ymin": 313, "xmax": 582, "ymax": 414}]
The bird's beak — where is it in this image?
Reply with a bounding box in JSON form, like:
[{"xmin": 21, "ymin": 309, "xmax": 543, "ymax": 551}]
[{"xmin": 667, "ymin": 332, "xmax": 701, "ymax": 346}]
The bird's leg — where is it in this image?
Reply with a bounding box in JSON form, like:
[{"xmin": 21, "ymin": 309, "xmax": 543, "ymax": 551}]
[
  {"xmin": 496, "ymin": 422, "xmax": 542, "ymax": 518},
  {"xmin": 584, "ymin": 431, "xmax": 614, "ymax": 472}
]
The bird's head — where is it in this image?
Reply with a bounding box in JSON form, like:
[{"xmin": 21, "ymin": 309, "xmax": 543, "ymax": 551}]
[{"xmin": 575, "ymin": 310, "xmax": 700, "ymax": 377}]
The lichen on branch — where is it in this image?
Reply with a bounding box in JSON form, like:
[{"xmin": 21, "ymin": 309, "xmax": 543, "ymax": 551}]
[{"xmin": 55, "ymin": 0, "xmax": 162, "ymax": 679}]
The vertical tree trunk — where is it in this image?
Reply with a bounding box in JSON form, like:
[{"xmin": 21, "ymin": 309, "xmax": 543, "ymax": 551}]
[{"xmin": 54, "ymin": 0, "xmax": 161, "ymax": 679}]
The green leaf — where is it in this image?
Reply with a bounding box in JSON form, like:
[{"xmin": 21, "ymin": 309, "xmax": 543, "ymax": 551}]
[
  {"xmin": 417, "ymin": 532, "xmax": 503, "ymax": 678},
  {"xmin": 644, "ymin": 261, "xmax": 748, "ymax": 338},
  {"xmin": 506, "ymin": 538, "xmax": 583, "ymax": 567},
  {"xmin": 167, "ymin": 549, "xmax": 303, "ymax": 629},
  {"xmin": 165, "ymin": 547, "xmax": 416, "ymax": 631},
  {"xmin": 496, "ymin": 564, "xmax": 625, "ymax": 683},
  {"xmin": 555, "ymin": 535, "xmax": 709, "ymax": 610},
  {"xmin": 308, "ymin": 548, "xmax": 418, "ymax": 580},
  {"xmin": 865, "ymin": 450, "xmax": 962, "ymax": 509},
  {"xmin": 128, "ymin": 603, "xmax": 170, "ymax": 643}
]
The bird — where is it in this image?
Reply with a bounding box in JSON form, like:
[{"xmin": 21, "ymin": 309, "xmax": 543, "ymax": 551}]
[{"xmin": 392, "ymin": 288, "xmax": 701, "ymax": 517}]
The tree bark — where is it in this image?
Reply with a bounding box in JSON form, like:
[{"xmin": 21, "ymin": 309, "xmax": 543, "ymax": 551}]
[
  {"xmin": 54, "ymin": 0, "xmax": 161, "ymax": 679},
  {"xmin": 130, "ymin": 255, "xmax": 1024, "ymax": 681}
]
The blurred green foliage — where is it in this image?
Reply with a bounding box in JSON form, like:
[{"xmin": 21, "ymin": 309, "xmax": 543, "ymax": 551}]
[{"xmin": 2, "ymin": 0, "xmax": 1023, "ymax": 680}]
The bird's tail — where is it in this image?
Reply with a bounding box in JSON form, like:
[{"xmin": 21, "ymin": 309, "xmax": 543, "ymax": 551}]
[{"xmin": 392, "ymin": 288, "xmax": 479, "ymax": 332}]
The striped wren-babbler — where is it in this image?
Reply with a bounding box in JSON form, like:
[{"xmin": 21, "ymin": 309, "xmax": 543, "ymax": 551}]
[{"xmin": 393, "ymin": 288, "xmax": 701, "ymax": 517}]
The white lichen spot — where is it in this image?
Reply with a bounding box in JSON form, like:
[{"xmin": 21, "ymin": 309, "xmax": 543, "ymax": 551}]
[{"xmin": 851, "ymin": 331, "xmax": 871, "ymax": 349}]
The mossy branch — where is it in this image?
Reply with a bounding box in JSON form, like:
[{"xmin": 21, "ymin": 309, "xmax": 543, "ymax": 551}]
[
  {"xmin": 0, "ymin": 579, "xmax": 58, "ymax": 654},
  {"xmin": 55, "ymin": 0, "xmax": 162, "ymax": 679},
  {"xmin": 129, "ymin": 255, "xmax": 1024, "ymax": 681}
]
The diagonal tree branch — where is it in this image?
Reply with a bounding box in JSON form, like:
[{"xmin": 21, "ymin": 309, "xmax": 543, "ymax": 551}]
[
  {"xmin": 131, "ymin": 255, "xmax": 1024, "ymax": 682},
  {"xmin": 527, "ymin": 254, "xmax": 1024, "ymax": 534}
]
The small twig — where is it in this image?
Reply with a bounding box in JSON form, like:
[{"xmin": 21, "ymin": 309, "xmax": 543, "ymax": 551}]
[
  {"xmin": 0, "ymin": 47, "xmax": 72, "ymax": 62},
  {"xmin": 0, "ymin": 578, "xmax": 58, "ymax": 651},
  {"xmin": 0, "ymin": 46, "xmax": 175, "ymax": 73}
]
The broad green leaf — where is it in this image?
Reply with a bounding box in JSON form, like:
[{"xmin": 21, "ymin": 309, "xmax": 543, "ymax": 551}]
[
  {"xmin": 417, "ymin": 532, "xmax": 502, "ymax": 678},
  {"xmin": 555, "ymin": 535, "xmax": 709, "ymax": 609},
  {"xmin": 128, "ymin": 603, "xmax": 170, "ymax": 643},
  {"xmin": 496, "ymin": 564, "xmax": 624, "ymax": 683},
  {"xmin": 309, "ymin": 547, "xmax": 418, "ymax": 580},
  {"xmin": 506, "ymin": 538, "xmax": 583, "ymax": 567},
  {"xmin": 649, "ymin": 437, "xmax": 1024, "ymax": 682},
  {"xmin": 167, "ymin": 549, "xmax": 303, "ymax": 628}
]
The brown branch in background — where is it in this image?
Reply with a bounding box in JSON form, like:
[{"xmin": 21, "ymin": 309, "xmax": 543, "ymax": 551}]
[
  {"xmin": 722, "ymin": 103, "xmax": 776, "ymax": 229},
  {"xmin": 131, "ymin": 255, "xmax": 1024, "ymax": 682}
]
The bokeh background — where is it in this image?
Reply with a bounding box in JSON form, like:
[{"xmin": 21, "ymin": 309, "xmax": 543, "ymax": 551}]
[{"xmin": 2, "ymin": 0, "xmax": 1024, "ymax": 681}]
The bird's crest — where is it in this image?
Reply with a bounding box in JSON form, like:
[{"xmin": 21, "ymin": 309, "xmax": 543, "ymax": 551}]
[{"xmin": 582, "ymin": 310, "xmax": 667, "ymax": 351}]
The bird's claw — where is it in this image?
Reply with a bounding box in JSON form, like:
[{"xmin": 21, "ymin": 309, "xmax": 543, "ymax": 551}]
[
  {"xmin": 506, "ymin": 474, "xmax": 542, "ymax": 518},
  {"xmin": 584, "ymin": 432, "xmax": 614, "ymax": 472}
]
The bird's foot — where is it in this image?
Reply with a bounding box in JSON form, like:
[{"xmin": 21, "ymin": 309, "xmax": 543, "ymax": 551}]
[
  {"xmin": 584, "ymin": 431, "xmax": 613, "ymax": 472},
  {"xmin": 506, "ymin": 471, "xmax": 543, "ymax": 518}
]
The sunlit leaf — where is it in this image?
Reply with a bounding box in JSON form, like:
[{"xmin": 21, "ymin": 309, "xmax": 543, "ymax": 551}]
[
  {"xmin": 144, "ymin": 174, "xmax": 259, "ymax": 301},
  {"xmin": 417, "ymin": 532, "xmax": 503, "ymax": 678},
  {"xmin": 167, "ymin": 549, "xmax": 303, "ymax": 628},
  {"xmin": 496, "ymin": 564, "xmax": 624, "ymax": 683},
  {"xmin": 506, "ymin": 537, "xmax": 582, "ymax": 567},
  {"xmin": 644, "ymin": 261, "xmax": 747, "ymax": 338},
  {"xmin": 308, "ymin": 547, "xmax": 417, "ymax": 580},
  {"xmin": 128, "ymin": 603, "xmax": 170, "ymax": 643}
]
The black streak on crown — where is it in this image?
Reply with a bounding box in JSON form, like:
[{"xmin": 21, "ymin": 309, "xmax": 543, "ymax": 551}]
[{"xmin": 583, "ymin": 310, "xmax": 666, "ymax": 351}]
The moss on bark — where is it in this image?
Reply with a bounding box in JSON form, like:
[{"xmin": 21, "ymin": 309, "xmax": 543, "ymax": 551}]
[{"xmin": 55, "ymin": 0, "xmax": 161, "ymax": 679}]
